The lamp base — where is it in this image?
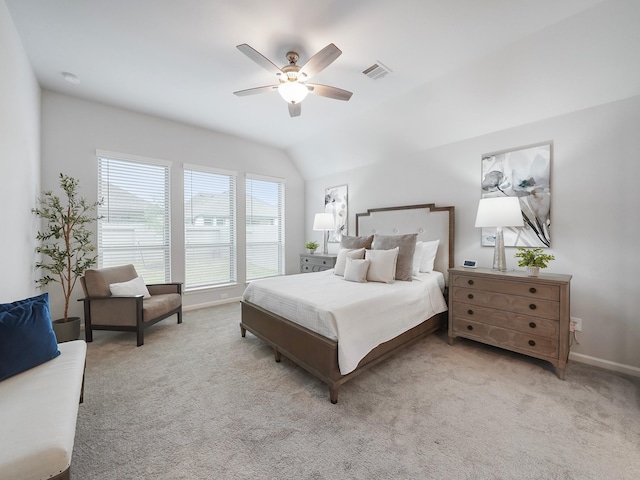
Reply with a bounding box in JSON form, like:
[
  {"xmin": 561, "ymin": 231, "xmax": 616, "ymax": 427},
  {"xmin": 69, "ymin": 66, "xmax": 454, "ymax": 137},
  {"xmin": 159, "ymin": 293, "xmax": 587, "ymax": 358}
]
[
  {"xmin": 322, "ymin": 231, "xmax": 328, "ymax": 255},
  {"xmin": 492, "ymin": 227, "xmax": 508, "ymax": 271}
]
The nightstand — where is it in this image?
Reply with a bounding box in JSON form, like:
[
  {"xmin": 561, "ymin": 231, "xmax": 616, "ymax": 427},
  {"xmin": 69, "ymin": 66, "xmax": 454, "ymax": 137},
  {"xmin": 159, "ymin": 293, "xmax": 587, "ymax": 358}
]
[
  {"xmin": 448, "ymin": 267, "xmax": 572, "ymax": 379},
  {"xmin": 300, "ymin": 253, "xmax": 337, "ymax": 273}
]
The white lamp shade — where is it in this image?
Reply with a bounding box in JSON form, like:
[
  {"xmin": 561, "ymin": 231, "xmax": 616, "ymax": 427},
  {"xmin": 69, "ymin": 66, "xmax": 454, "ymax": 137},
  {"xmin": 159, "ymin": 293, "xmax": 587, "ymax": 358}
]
[
  {"xmin": 313, "ymin": 212, "xmax": 334, "ymax": 230},
  {"xmin": 475, "ymin": 197, "xmax": 524, "ymax": 228},
  {"xmin": 278, "ymin": 82, "xmax": 309, "ymax": 104}
]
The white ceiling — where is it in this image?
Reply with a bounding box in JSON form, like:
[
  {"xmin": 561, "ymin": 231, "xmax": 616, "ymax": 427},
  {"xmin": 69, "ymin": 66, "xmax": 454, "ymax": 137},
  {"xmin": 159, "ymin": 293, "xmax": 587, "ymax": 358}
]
[{"xmin": 6, "ymin": 0, "xmax": 611, "ymax": 178}]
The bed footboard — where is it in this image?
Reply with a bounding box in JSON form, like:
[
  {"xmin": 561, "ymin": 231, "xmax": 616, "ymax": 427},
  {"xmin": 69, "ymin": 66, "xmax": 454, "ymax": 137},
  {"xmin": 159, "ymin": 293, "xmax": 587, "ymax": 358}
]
[{"xmin": 241, "ymin": 300, "xmax": 445, "ymax": 403}]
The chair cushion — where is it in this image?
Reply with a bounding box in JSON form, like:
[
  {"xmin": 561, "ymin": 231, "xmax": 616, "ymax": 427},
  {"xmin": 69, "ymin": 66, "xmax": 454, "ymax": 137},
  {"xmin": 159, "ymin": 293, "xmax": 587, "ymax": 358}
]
[
  {"xmin": 143, "ymin": 294, "xmax": 182, "ymax": 323},
  {"xmin": 83, "ymin": 264, "xmax": 138, "ymax": 297},
  {"xmin": 0, "ymin": 293, "xmax": 60, "ymax": 382}
]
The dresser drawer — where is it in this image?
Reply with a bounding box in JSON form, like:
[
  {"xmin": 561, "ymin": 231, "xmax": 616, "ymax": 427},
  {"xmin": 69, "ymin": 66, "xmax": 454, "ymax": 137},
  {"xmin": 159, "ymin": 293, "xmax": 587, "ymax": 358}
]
[
  {"xmin": 452, "ymin": 318, "xmax": 559, "ymax": 358},
  {"xmin": 451, "ymin": 287, "xmax": 560, "ymax": 320},
  {"xmin": 452, "ymin": 274, "xmax": 559, "ymax": 301},
  {"xmin": 451, "ymin": 302, "xmax": 559, "ymax": 338}
]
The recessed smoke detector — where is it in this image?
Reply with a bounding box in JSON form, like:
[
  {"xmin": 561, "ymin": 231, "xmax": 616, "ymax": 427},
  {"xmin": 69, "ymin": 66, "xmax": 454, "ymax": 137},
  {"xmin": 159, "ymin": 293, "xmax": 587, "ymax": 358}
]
[
  {"xmin": 62, "ymin": 72, "xmax": 80, "ymax": 84},
  {"xmin": 362, "ymin": 61, "xmax": 392, "ymax": 80}
]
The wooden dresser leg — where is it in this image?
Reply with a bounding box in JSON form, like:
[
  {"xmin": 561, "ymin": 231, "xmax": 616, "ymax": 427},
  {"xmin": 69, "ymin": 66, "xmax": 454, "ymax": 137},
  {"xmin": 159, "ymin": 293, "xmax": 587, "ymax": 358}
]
[
  {"xmin": 240, "ymin": 324, "xmax": 246, "ymax": 337},
  {"xmin": 274, "ymin": 349, "xmax": 281, "ymax": 363}
]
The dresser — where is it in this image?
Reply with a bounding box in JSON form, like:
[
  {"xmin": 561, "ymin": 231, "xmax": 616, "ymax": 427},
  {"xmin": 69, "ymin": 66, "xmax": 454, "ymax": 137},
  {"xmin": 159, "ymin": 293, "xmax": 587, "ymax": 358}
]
[
  {"xmin": 299, "ymin": 253, "xmax": 337, "ymax": 273},
  {"xmin": 448, "ymin": 267, "xmax": 572, "ymax": 379}
]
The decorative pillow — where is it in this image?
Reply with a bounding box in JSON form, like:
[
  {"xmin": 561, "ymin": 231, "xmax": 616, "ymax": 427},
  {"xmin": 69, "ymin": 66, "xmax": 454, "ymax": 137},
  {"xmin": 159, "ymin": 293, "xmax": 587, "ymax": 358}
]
[
  {"xmin": 0, "ymin": 293, "xmax": 60, "ymax": 382},
  {"xmin": 412, "ymin": 241, "xmax": 424, "ymax": 276},
  {"xmin": 334, "ymin": 248, "xmax": 365, "ymax": 276},
  {"xmin": 365, "ymin": 247, "xmax": 399, "ymax": 284},
  {"xmin": 109, "ymin": 276, "xmax": 151, "ymax": 299},
  {"xmin": 372, "ymin": 234, "xmax": 417, "ymax": 281},
  {"xmin": 419, "ymin": 239, "xmax": 440, "ymax": 273},
  {"xmin": 340, "ymin": 235, "xmax": 374, "ymax": 249},
  {"xmin": 343, "ymin": 258, "xmax": 370, "ymax": 283}
]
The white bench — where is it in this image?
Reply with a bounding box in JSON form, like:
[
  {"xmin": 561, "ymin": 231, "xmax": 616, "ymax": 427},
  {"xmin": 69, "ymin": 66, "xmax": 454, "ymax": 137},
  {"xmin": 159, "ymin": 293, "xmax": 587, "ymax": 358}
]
[{"xmin": 0, "ymin": 340, "xmax": 87, "ymax": 480}]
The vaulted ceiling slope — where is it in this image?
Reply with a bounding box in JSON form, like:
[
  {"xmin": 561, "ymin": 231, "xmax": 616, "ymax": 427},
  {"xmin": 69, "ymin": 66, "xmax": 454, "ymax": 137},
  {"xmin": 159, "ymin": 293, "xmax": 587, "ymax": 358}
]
[{"xmin": 7, "ymin": 0, "xmax": 638, "ymax": 179}]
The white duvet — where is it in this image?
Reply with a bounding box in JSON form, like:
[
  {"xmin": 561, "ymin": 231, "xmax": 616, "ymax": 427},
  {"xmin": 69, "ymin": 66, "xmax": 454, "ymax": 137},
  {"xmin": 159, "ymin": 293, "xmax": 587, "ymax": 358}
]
[{"xmin": 241, "ymin": 270, "xmax": 448, "ymax": 375}]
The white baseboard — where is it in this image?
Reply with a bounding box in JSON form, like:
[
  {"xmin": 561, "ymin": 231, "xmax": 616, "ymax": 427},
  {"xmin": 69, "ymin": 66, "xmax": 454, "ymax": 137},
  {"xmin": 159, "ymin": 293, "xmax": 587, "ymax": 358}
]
[
  {"xmin": 183, "ymin": 297, "xmax": 241, "ymax": 312},
  {"xmin": 569, "ymin": 352, "xmax": 640, "ymax": 378}
]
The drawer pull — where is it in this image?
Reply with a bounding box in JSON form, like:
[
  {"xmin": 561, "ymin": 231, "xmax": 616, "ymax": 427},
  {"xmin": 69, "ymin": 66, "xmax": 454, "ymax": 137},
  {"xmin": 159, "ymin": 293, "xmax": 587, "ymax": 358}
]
[
  {"xmin": 304, "ymin": 258, "xmax": 309, "ymax": 262},
  {"xmin": 322, "ymin": 261, "xmax": 327, "ymax": 264},
  {"xmin": 529, "ymin": 304, "xmax": 537, "ymax": 310},
  {"xmin": 467, "ymin": 309, "xmax": 474, "ymax": 315},
  {"xmin": 528, "ymin": 340, "xmax": 536, "ymax": 347},
  {"xmin": 529, "ymin": 322, "xmax": 537, "ymax": 329},
  {"xmin": 467, "ymin": 325, "xmax": 474, "ymax": 331},
  {"xmin": 529, "ymin": 287, "xmax": 537, "ymax": 294},
  {"xmin": 467, "ymin": 294, "xmax": 474, "ymax": 299},
  {"xmin": 468, "ymin": 279, "xmax": 474, "ymax": 285}
]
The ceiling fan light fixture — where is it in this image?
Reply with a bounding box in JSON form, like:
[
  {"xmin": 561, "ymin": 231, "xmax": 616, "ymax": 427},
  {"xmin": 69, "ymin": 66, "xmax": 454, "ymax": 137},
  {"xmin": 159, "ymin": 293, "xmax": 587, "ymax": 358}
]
[{"xmin": 278, "ymin": 81, "xmax": 309, "ymax": 104}]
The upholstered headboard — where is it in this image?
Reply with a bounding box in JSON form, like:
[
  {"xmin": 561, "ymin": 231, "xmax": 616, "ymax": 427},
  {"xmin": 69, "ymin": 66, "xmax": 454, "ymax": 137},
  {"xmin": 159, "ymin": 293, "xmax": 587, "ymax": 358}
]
[{"xmin": 355, "ymin": 203, "xmax": 455, "ymax": 284}]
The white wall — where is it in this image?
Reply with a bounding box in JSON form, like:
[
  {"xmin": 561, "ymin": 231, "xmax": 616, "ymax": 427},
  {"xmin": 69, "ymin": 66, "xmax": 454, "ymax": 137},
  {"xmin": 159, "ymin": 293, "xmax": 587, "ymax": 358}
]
[
  {"xmin": 305, "ymin": 95, "xmax": 640, "ymax": 375},
  {"xmin": 41, "ymin": 91, "xmax": 304, "ymax": 317},
  {"xmin": 0, "ymin": 1, "xmax": 40, "ymax": 302}
]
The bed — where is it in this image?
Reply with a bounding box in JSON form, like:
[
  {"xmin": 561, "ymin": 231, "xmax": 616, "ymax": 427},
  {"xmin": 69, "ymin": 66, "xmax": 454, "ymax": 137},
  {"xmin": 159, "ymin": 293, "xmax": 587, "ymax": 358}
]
[{"xmin": 240, "ymin": 203, "xmax": 455, "ymax": 403}]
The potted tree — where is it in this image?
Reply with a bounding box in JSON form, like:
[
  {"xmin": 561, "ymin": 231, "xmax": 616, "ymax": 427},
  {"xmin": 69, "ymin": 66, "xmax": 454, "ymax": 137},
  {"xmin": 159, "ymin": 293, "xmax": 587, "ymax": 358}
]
[
  {"xmin": 305, "ymin": 241, "xmax": 319, "ymax": 254},
  {"xmin": 32, "ymin": 173, "xmax": 102, "ymax": 342},
  {"xmin": 514, "ymin": 247, "xmax": 555, "ymax": 277}
]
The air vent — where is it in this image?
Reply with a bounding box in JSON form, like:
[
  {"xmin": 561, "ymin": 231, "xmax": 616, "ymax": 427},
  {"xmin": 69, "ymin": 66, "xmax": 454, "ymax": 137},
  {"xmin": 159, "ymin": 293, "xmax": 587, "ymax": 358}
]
[{"xmin": 362, "ymin": 61, "xmax": 392, "ymax": 80}]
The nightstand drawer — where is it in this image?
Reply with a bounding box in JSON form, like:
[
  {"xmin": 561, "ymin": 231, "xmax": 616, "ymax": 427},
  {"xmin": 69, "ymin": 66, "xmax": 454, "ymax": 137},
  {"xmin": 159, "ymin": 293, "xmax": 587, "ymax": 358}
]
[
  {"xmin": 451, "ymin": 287, "xmax": 560, "ymax": 320},
  {"xmin": 452, "ymin": 318, "xmax": 559, "ymax": 358},
  {"xmin": 452, "ymin": 274, "xmax": 559, "ymax": 301},
  {"xmin": 299, "ymin": 254, "xmax": 337, "ymax": 273},
  {"xmin": 451, "ymin": 303, "xmax": 559, "ymax": 338}
]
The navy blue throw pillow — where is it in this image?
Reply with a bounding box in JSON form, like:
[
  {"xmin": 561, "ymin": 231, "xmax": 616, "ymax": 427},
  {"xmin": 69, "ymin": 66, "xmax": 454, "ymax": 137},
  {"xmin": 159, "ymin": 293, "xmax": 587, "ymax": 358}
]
[{"xmin": 0, "ymin": 293, "xmax": 60, "ymax": 382}]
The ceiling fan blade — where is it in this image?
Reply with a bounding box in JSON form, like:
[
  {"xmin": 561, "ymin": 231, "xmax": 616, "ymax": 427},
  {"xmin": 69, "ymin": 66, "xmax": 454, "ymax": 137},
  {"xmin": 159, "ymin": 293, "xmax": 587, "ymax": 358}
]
[
  {"xmin": 236, "ymin": 44, "xmax": 282, "ymax": 75},
  {"xmin": 288, "ymin": 102, "xmax": 301, "ymax": 117},
  {"xmin": 298, "ymin": 43, "xmax": 342, "ymax": 80},
  {"xmin": 233, "ymin": 85, "xmax": 278, "ymax": 96},
  {"xmin": 307, "ymin": 83, "xmax": 353, "ymax": 101}
]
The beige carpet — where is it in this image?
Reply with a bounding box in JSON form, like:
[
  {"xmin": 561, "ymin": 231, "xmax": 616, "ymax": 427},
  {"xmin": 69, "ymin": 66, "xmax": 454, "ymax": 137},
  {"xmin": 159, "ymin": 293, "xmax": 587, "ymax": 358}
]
[{"xmin": 72, "ymin": 303, "xmax": 640, "ymax": 479}]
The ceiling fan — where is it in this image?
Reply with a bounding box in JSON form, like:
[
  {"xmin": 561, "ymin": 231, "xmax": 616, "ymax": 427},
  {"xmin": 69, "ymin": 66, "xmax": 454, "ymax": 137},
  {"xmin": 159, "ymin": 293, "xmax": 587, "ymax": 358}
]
[{"xmin": 233, "ymin": 43, "xmax": 353, "ymax": 117}]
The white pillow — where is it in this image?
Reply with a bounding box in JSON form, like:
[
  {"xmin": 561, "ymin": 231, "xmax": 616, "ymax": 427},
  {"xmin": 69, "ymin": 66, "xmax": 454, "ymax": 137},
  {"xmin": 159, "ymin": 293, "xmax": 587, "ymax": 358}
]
[
  {"xmin": 365, "ymin": 247, "xmax": 399, "ymax": 284},
  {"xmin": 419, "ymin": 240, "xmax": 440, "ymax": 273},
  {"xmin": 343, "ymin": 258, "xmax": 370, "ymax": 283},
  {"xmin": 109, "ymin": 276, "xmax": 151, "ymax": 299},
  {"xmin": 412, "ymin": 241, "xmax": 424, "ymax": 276},
  {"xmin": 334, "ymin": 247, "xmax": 365, "ymax": 276}
]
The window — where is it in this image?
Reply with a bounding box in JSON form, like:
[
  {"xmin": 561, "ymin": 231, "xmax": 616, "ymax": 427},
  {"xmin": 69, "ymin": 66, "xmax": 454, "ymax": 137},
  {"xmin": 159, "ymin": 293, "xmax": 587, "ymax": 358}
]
[
  {"xmin": 246, "ymin": 174, "xmax": 285, "ymax": 280},
  {"xmin": 184, "ymin": 166, "xmax": 236, "ymax": 289},
  {"xmin": 97, "ymin": 152, "xmax": 171, "ymax": 283}
]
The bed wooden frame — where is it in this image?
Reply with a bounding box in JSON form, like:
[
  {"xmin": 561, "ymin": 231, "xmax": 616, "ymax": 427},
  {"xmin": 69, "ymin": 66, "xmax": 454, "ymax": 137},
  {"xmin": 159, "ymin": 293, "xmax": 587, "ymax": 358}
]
[{"xmin": 240, "ymin": 203, "xmax": 455, "ymax": 403}]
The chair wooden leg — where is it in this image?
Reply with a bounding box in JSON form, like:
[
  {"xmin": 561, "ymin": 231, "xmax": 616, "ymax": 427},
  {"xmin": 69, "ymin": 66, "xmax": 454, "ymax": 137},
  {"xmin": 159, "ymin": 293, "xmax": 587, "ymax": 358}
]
[
  {"xmin": 137, "ymin": 328, "xmax": 144, "ymax": 346},
  {"xmin": 177, "ymin": 310, "xmax": 182, "ymax": 324}
]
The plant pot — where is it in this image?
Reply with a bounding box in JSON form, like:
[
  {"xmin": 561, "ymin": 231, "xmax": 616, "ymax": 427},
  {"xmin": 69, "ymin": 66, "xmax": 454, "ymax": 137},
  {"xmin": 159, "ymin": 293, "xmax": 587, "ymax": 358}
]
[
  {"xmin": 52, "ymin": 317, "xmax": 81, "ymax": 343},
  {"xmin": 526, "ymin": 266, "xmax": 540, "ymax": 277},
  {"xmin": 307, "ymin": 249, "xmax": 316, "ymax": 254}
]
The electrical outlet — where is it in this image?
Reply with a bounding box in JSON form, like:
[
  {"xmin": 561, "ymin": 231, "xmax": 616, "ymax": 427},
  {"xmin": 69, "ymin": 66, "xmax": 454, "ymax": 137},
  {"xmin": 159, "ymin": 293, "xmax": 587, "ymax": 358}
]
[{"xmin": 570, "ymin": 317, "xmax": 582, "ymax": 332}]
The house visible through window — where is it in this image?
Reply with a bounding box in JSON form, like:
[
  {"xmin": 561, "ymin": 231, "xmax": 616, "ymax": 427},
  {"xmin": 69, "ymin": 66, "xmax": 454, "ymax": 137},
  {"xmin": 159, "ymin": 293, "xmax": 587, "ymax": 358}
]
[
  {"xmin": 184, "ymin": 166, "xmax": 236, "ymax": 290},
  {"xmin": 97, "ymin": 152, "xmax": 171, "ymax": 283},
  {"xmin": 246, "ymin": 174, "xmax": 285, "ymax": 280}
]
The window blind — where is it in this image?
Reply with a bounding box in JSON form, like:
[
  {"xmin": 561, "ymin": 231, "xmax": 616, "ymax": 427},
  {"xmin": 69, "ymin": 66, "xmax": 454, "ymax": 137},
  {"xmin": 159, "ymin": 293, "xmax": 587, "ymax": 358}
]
[
  {"xmin": 97, "ymin": 155, "xmax": 171, "ymax": 283},
  {"xmin": 246, "ymin": 175, "xmax": 285, "ymax": 280},
  {"xmin": 184, "ymin": 167, "xmax": 237, "ymax": 289}
]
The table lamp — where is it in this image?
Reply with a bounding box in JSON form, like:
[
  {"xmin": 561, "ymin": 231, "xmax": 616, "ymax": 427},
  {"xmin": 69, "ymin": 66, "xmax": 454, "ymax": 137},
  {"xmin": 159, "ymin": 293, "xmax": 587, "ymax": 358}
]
[
  {"xmin": 313, "ymin": 213, "xmax": 334, "ymax": 255},
  {"xmin": 475, "ymin": 197, "xmax": 524, "ymax": 271}
]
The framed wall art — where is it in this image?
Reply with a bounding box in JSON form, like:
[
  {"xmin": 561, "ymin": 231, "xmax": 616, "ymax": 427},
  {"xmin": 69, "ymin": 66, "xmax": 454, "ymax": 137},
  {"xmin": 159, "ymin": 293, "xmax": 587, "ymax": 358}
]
[
  {"xmin": 481, "ymin": 142, "xmax": 552, "ymax": 248},
  {"xmin": 324, "ymin": 184, "xmax": 348, "ymax": 243}
]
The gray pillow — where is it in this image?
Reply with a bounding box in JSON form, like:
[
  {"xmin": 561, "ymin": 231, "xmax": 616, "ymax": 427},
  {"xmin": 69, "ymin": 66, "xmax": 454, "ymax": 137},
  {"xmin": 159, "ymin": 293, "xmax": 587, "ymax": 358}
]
[
  {"xmin": 340, "ymin": 235, "xmax": 373, "ymax": 249},
  {"xmin": 372, "ymin": 234, "xmax": 417, "ymax": 281}
]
